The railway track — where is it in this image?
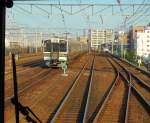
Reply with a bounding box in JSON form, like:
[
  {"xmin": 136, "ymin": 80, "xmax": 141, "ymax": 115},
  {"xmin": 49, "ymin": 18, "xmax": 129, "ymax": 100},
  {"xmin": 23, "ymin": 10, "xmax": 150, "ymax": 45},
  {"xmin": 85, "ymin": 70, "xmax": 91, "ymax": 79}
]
[
  {"xmin": 49, "ymin": 55, "xmax": 95, "ymax": 123},
  {"xmin": 5, "ymin": 59, "xmax": 46, "ymax": 99},
  {"xmin": 91, "ymin": 57, "xmax": 128, "ymax": 123},
  {"xmin": 5, "ymin": 53, "xmax": 89, "ymax": 123},
  {"xmin": 111, "ymin": 56, "xmax": 150, "ymax": 103},
  {"xmin": 131, "ymin": 75, "xmax": 150, "ymax": 102},
  {"xmin": 49, "ymin": 54, "xmax": 149, "ymax": 123},
  {"xmin": 127, "ymin": 88, "xmax": 150, "ymax": 123},
  {"xmin": 5, "ymin": 65, "xmax": 44, "ymax": 81},
  {"xmin": 5, "ymin": 68, "xmax": 51, "ymax": 103},
  {"xmin": 80, "ymin": 54, "xmax": 116, "ymax": 123},
  {"xmin": 5, "ymin": 59, "xmax": 43, "ymax": 75},
  {"xmin": 101, "ymin": 56, "xmax": 150, "ymax": 123},
  {"xmin": 114, "ymin": 56, "xmax": 150, "ymax": 86},
  {"xmin": 5, "ymin": 53, "xmax": 150, "ymax": 123},
  {"xmin": 93, "ymin": 73, "xmax": 128, "ymax": 123}
]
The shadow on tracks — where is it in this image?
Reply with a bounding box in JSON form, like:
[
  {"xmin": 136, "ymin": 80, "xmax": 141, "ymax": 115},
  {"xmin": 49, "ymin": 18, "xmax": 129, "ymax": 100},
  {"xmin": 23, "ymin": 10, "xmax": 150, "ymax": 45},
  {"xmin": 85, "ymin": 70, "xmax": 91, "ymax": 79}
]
[{"xmin": 18, "ymin": 60, "xmax": 45, "ymax": 68}]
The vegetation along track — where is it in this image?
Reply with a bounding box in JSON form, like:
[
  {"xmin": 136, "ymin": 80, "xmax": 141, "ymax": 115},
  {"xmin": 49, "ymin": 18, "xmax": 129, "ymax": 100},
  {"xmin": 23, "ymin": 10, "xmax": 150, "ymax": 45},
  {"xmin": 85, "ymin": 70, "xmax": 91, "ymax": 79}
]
[{"xmin": 49, "ymin": 55, "xmax": 95, "ymax": 123}]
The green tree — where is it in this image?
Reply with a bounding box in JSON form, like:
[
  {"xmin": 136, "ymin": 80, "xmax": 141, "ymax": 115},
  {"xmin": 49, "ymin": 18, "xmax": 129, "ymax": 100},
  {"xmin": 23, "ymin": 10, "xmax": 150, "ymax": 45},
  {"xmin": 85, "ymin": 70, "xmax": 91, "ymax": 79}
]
[{"xmin": 126, "ymin": 50, "xmax": 137, "ymax": 64}]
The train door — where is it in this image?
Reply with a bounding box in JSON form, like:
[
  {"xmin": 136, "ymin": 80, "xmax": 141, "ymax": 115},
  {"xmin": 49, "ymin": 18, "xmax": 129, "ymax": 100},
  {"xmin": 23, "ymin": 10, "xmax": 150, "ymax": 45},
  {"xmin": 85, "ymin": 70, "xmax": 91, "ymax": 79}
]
[
  {"xmin": 59, "ymin": 40, "xmax": 68, "ymax": 62},
  {"xmin": 50, "ymin": 38, "xmax": 59, "ymax": 65}
]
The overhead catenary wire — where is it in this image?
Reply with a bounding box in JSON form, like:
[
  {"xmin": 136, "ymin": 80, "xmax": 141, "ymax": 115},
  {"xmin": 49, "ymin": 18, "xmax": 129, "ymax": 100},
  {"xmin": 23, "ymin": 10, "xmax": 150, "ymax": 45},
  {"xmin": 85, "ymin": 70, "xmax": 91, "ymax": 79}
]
[
  {"xmin": 120, "ymin": 0, "xmax": 147, "ymax": 26},
  {"xmin": 58, "ymin": 0, "xmax": 68, "ymax": 34},
  {"xmin": 34, "ymin": 5, "xmax": 50, "ymax": 17},
  {"xmin": 8, "ymin": 1, "xmax": 150, "ymax": 34},
  {"xmin": 125, "ymin": 6, "xmax": 150, "ymax": 28}
]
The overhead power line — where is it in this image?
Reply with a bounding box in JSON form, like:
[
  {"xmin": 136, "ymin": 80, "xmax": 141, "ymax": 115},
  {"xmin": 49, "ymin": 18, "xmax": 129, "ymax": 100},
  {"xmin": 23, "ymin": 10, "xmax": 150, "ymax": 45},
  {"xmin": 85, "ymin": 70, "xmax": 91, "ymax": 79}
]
[{"xmin": 13, "ymin": 3, "xmax": 150, "ymax": 16}]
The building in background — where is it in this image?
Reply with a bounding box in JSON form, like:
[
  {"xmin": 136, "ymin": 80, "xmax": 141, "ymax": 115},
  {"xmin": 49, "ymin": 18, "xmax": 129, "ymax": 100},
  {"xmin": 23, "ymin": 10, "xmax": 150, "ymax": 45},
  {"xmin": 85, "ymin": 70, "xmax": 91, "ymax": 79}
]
[
  {"xmin": 78, "ymin": 36, "xmax": 88, "ymax": 44},
  {"xmin": 135, "ymin": 26, "xmax": 150, "ymax": 58},
  {"xmin": 128, "ymin": 26, "xmax": 144, "ymax": 50},
  {"xmin": 88, "ymin": 29, "xmax": 113, "ymax": 50},
  {"xmin": 105, "ymin": 29, "xmax": 114, "ymax": 44}
]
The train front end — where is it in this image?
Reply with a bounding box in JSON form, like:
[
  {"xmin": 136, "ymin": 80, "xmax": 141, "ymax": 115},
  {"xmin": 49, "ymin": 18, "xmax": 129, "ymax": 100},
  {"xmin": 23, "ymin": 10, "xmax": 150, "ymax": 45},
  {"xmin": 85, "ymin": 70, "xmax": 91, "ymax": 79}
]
[{"xmin": 43, "ymin": 38, "xmax": 68, "ymax": 67}]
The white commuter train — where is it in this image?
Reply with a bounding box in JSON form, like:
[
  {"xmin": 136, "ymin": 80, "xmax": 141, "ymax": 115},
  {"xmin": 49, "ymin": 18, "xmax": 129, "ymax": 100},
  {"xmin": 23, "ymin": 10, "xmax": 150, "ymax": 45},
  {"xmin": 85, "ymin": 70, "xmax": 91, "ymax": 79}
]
[{"xmin": 42, "ymin": 37, "xmax": 87, "ymax": 67}]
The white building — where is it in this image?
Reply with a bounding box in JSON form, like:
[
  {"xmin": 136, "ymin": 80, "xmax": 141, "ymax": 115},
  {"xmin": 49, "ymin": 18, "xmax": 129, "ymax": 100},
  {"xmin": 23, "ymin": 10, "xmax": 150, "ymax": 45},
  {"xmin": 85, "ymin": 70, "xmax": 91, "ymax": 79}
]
[
  {"xmin": 136, "ymin": 27, "xmax": 150, "ymax": 58},
  {"xmin": 88, "ymin": 29, "xmax": 113, "ymax": 49}
]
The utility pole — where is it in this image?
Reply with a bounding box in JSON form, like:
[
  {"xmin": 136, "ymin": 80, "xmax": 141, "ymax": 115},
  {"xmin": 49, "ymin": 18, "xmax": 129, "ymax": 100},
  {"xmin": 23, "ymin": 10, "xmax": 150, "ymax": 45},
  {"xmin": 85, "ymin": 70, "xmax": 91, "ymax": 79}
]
[
  {"xmin": 0, "ymin": 2, "xmax": 6, "ymax": 122},
  {"xmin": 35, "ymin": 31, "xmax": 38, "ymax": 53},
  {"xmin": 123, "ymin": 16, "xmax": 127, "ymax": 59},
  {"xmin": 121, "ymin": 32, "xmax": 124, "ymax": 58},
  {"xmin": 111, "ymin": 30, "xmax": 114, "ymax": 54},
  {"xmin": 64, "ymin": 32, "xmax": 70, "ymax": 40},
  {"xmin": 41, "ymin": 32, "xmax": 43, "ymax": 52},
  {"xmin": 111, "ymin": 40, "xmax": 114, "ymax": 54},
  {"xmin": 0, "ymin": 1, "xmax": 13, "ymax": 122}
]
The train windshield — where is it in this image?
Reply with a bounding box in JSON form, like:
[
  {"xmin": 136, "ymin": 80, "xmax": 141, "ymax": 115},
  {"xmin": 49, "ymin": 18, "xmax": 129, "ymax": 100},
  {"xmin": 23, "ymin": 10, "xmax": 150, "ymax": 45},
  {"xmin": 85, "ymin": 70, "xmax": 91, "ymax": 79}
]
[
  {"xmin": 43, "ymin": 40, "xmax": 67, "ymax": 52},
  {"xmin": 44, "ymin": 40, "xmax": 51, "ymax": 52},
  {"xmin": 60, "ymin": 41, "xmax": 67, "ymax": 52},
  {"xmin": 52, "ymin": 43, "xmax": 59, "ymax": 52}
]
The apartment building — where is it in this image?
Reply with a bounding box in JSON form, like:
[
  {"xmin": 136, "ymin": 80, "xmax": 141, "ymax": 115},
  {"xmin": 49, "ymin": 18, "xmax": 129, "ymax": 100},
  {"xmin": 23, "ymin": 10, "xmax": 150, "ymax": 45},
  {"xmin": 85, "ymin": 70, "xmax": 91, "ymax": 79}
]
[
  {"xmin": 128, "ymin": 26, "xmax": 144, "ymax": 50},
  {"xmin": 88, "ymin": 29, "xmax": 113, "ymax": 49},
  {"xmin": 135, "ymin": 27, "xmax": 150, "ymax": 58}
]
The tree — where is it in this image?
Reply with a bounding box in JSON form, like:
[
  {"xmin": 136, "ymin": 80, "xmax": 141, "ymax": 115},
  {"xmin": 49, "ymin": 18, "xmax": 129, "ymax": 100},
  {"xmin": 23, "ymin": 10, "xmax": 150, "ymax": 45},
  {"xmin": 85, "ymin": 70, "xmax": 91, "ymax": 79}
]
[{"xmin": 126, "ymin": 50, "xmax": 137, "ymax": 64}]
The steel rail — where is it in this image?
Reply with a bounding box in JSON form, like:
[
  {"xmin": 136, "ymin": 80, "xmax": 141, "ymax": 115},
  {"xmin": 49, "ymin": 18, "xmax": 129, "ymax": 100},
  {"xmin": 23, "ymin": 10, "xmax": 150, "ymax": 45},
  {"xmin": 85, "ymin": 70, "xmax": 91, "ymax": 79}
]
[
  {"xmin": 124, "ymin": 84, "xmax": 131, "ymax": 123},
  {"xmin": 107, "ymin": 57, "xmax": 132, "ymax": 123},
  {"xmin": 131, "ymin": 85, "xmax": 150, "ymax": 114},
  {"xmin": 109, "ymin": 55, "xmax": 150, "ymax": 118},
  {"xmin": 93, "ymin": 73, "xmax": 127, "ymax": 123},
  {"xmin": 111, "ymin": 56, "xmax": 150, "ymax": 100},
  {"xmin": 111, "ymin": 58, "xmax": 132, "ymax": 123},
  {"xmin": 5, "ymin": 63, "xmax": 43, "ymax": 77},
  {"xmin": 131, "ymin": 74, "xmax": 150, "ymax": 92},
  {"xmin": 48, "ymin": 56, "xmax": 92, "ymax": 123},
  {"xmin": 5, "ymin": 59, "xmax": 43, "ymax": 77},
  {"xmin": 92, "ymin": 59, "xmax": 120, "ymax": 123},
  {"xmin": 120, "ymin": 72, "xmax": 150, "ymax": 121},
  {"xmin": 5, "ymin": 69, "xmax": 51, "ymax": 103},
  {"xmin": 115, "ymin": 55, "xmax": 150, "ymax": 77},
  {"xmin": 110, "ymin": 56, "xmax": 130, "ymax": 80},
  {"xmin": 110, "ymin": 55, "xmax": 150, "ymax": 87},
  {"xmin": 107, "ymin": 58, "xmax": 130, "ymax": 122},
  {"xmin": 86, "ymin": 56, "xmax": 119, "ymax": 122},
  {"xmin": 82, "ymin": 55, "xmax": 95, "ymax": 123},
  {"xmin": 107, "ymin": 56, "xmax": 150, "ymax": 123}
]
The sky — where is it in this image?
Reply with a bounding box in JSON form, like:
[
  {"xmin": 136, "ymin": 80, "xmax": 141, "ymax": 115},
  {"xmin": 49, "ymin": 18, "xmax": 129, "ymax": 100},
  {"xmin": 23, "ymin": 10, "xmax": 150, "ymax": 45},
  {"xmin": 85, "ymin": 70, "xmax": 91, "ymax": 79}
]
[{"xmin": 6, "ymin": 0, "xmax": 150, "ymax": 35}]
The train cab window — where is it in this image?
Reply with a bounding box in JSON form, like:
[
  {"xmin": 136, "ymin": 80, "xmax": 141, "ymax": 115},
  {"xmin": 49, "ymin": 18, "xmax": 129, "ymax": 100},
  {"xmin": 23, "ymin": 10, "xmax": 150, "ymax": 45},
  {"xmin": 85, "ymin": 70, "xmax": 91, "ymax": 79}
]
[
  {"xmin": 52, "ymin": 43, "xmax": 59, "ymax": 52},
  {"xmin": 44, "ymin": 41, "xmax": 51, "ymax": 52},
  {"xmin": 60, "ymin": 42, "xmax": 67, "ymax": 52}
]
